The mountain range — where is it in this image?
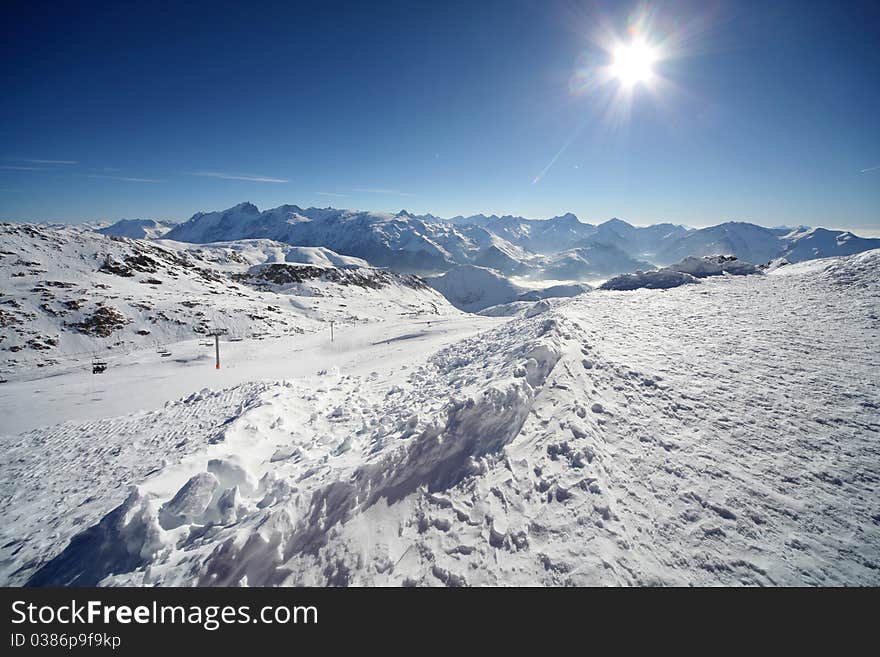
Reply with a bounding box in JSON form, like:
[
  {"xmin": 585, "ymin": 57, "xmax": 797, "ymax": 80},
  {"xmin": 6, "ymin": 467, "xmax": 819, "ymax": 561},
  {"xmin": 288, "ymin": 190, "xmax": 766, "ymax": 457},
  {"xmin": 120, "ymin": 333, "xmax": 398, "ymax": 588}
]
[{"xmin": 152, "ymin": 203, "xmax": 879, "ymax": 279}]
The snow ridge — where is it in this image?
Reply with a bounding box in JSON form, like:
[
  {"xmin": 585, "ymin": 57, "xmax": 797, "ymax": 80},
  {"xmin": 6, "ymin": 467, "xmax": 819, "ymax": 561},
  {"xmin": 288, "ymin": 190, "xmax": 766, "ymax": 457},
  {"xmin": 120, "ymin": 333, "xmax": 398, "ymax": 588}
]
[{"xmin": 24, "ymin": 315, "xmax": 566, "ymax": 586}]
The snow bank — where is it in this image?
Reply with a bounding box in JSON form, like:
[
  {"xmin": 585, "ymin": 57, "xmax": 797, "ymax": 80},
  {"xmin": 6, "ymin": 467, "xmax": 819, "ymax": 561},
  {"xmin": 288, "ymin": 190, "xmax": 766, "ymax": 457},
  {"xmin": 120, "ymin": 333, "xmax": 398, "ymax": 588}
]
[
  {"xmin": 16, "ymin": 313, "xmax": 566, "ymax": 586},
  {"xmin": 524, "ymin": 299, "xmax": 553, "ymax": 318},
  {"xmin": 28, "ymin": 489, "xmax": 166, "ymax": 586},
  {"xmin": 816, "ymin": 248, "xmax": 880, "ymax": 288},
  {"xmin": 477, "ymin": 301, "xmax": 537, "ymax": 317},
  {"xmin": 761, "ymin": 257, "xmax": 790, "ymax": 272}
]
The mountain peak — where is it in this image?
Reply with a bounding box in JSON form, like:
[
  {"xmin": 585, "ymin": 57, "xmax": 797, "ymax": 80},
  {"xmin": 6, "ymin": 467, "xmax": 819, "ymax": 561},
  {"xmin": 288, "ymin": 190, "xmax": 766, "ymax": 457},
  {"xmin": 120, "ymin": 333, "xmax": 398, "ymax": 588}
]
[
  {"xmin": 231, "ymin": 201, "xmax": 260, "ymax": 214},
  {"xmin": 549, "ymin": 212, "xmax": 580, "ymax": 225}
]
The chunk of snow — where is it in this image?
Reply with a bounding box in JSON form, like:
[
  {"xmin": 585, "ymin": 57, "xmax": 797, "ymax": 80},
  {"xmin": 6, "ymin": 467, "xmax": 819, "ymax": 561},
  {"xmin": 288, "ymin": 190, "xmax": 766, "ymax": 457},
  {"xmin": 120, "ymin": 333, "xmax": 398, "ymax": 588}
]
[{"xmin": 599, "ymin": 269, "xmax": 699, "ymax": 291}]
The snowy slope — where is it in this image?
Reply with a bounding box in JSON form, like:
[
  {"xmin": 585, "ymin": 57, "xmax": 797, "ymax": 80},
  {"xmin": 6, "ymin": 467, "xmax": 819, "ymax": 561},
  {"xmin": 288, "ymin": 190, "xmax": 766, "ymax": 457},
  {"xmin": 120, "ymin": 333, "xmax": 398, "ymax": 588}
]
[
  {"xmin": 159, "ymin": 239, "xmax": 370, "ymax": 269},
  {"xmin": 654, "ymin": 222, "xmax": 880, "ymax": 266},
  {"xmin": 0, "ymin": 223, "xmax": 453, "ymax": 374},
  {"xmin": 2, "ymin": 249, "xmax": 877, "ymax": 586},
  {"xmin": 780, "ymin": 227, "xmax": 880, "ymax": 263},
  {"xmin": 97, "ymin": 219, "xmax": 176, "ymax": 239}
]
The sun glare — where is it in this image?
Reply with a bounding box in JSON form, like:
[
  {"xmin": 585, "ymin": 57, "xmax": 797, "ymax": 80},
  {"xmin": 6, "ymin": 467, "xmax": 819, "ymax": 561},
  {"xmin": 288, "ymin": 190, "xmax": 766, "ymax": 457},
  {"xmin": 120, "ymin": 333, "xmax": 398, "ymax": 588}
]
[{"xmin": 610, "ymin": 39, "xmax": 656, "ymax": 87}]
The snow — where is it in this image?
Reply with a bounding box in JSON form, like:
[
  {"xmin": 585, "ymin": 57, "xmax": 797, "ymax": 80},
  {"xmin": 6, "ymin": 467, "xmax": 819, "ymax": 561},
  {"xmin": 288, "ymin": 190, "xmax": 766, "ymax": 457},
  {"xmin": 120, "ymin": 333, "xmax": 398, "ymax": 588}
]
[
  {"xmin": 114, "ymin": 201, "xmax": 880, "ymax": 322},
  {"xmin": 97, "ymin": 219, "xmax": 176, "ymax": 240},
  {"xmin": 425, "ymin": 265, "xmax": 526, "ymax": 312},
  {"xmin": 2, "ymin": 248, "xmax": 878, "ymax": 586},
  {"xmin": 535, "ymin": 244, "xmax": 653, "ymax": 279},
  {"xmin": 667, "ymin": 255, "xmax": 761, "ymax": 278},
  {"xmin": 655, "ymin": 221, "xmax": 880, "ymax": 267},
  {"xmin": 516, "ymin": 283, "xmax": 592, "ymax": 301},
  {"xmin": 0, "ymin": 223, "xmax": 452, "ymax": 375},
  {"xmin": 477, "ymin": 301, "xmax": 541, "ymax": 317},
  {"xmin": 157, "ymin": 239, "xmax": 370, "ymax": 269},
  {"xmin": 780, "ymin": 227, "xmax": 880, "ymax": 263},
  {"xmin": 599, "ymin": 268, "xmax": 700, "ymax": 290},
  {"xmin": 161, "ymin": 203, "xmax": 880, "ymax": 282},
  {"xmin": 655, "ymin": 221, "xmax": 784, "ymax": 265},
  {"xmin": 0, "ymin": 315, "xmax": 496, "ymax": 435},
  {"xmin": 425, "ymin": 265, "xmax": 589, "ymax": 312}
]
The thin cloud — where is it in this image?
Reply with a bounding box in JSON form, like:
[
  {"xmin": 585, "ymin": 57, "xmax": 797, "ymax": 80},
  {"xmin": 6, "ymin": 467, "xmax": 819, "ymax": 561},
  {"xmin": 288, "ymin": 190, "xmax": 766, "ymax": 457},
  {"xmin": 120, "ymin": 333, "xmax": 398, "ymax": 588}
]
[
  {"xmin": 21, "ymin": 158, "xmax": 78, "ymax": 165},
  {"xmin": 352, "ymin": 187, "xmax": 414, "ymax": 196},
  {"xmin": 316, "ymin": 191, "xmax": 349, "ymax": 198},
  {"xmin": 86, "ymin": 174, "xmax": 164, "ymax": 183},
  {"xmin": 0, "ymin": 165, "xmax": 47, "ymax": 171},
  {"xmin": 860, "ymin": 164, "xmax": 880, "ymax": 173},
  {"xmin": 191, "ymin": 171, "xmax": 288, "ymax": 183},
  {"xmin": 4, "ymin": 157, "xmax": 78, "ymax": 166}
]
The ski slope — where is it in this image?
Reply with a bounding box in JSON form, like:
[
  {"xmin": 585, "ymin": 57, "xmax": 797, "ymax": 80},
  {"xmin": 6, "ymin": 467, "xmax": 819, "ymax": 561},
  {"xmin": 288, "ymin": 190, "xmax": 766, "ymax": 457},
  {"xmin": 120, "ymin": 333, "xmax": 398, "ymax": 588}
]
[
  {"xmin": 1, "ymin": 250, "xmax": 878, "ymax": 586},
  {"xmin": 0, "ymin": 316, "xmax": 502, "ymax": 435}
]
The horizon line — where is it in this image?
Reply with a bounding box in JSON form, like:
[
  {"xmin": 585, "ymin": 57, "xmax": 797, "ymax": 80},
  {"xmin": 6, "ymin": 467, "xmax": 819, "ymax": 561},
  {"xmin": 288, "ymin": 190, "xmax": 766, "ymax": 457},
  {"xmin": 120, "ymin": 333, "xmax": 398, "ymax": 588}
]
[{"xmin": 3, "ymin": 203, "xmax": 880, "ymax": 237}]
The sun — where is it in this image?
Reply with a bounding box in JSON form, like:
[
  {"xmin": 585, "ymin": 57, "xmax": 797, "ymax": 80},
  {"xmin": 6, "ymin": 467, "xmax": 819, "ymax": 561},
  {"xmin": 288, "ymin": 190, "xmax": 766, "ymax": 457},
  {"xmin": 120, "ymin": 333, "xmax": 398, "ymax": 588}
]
[{"xmin": 610, "ymin": 39, "xmax": 657, "ymax": 87}]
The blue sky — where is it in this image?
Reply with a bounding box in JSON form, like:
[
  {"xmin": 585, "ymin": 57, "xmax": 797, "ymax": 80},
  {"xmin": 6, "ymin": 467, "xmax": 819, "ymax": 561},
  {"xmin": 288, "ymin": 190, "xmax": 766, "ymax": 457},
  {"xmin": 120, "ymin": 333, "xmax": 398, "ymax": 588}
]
[{"xmin": 1, "ymin": 0, "xmax": 878, "ymax": 231}]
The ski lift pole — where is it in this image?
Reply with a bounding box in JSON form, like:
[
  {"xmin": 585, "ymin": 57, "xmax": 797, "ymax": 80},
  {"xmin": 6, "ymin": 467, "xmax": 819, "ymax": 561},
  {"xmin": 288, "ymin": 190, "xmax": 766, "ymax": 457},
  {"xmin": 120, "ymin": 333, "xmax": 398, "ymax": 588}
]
[
  {"xmin": 330, "ymin": 320, "xmax": 334, "ymax": 343},
  {"xmin": 207, "ymin": 328, "xmax": 227, "ymax": 370}
]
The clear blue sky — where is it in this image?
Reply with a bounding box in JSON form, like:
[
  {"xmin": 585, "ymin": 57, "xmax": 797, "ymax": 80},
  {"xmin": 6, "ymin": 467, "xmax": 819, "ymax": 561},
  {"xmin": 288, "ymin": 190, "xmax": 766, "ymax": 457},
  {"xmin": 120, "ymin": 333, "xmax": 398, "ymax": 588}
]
[{"xmin": 1, "ymin": 0, "xmax": 878, "ymax": 231}]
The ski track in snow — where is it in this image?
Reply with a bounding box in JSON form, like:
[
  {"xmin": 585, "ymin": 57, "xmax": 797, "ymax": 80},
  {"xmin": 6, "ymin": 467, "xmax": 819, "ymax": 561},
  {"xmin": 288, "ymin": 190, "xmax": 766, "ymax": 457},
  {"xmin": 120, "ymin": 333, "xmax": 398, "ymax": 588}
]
[{"xmin": 1, "ymin": 251, "xmax": 878, "ymax": 586}]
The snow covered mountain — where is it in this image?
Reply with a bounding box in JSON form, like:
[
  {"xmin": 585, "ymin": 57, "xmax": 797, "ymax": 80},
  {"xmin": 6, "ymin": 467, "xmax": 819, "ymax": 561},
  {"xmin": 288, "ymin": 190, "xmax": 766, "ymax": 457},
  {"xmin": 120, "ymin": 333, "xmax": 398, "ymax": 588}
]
[
  {"xmin": 654, "ymin": 221, "xmax": 880, "ymax": 265},
  {"xmin": 424, "ymin": 265, "xmax": 526, "ymax": 312},
  {"xmin": 97, "ymin": 218, "xmax": 177, "ymax": 240},
  {"xmin": 88, "ymin": 203, "xmax": 880, "ymax": 322},
  {"xmin": 0, "ymin": 223, "xmax": 453, "ymax": 373},
  {"xmin": 163, "ymin": 239, "xmax": 370, "ymax": 269},
  {"xmin": 449, "ymin": 212, "xmax": 597, "ymax": 254},
  {"xmin": 3, "ymin": 248, "xmax": 877, "ymax": 586},
  {"xmin": 162, "ymin": 203, "xmax": 880, "ymax": 286},
  {"xmin": 579, "ymin": 218, "xmax": 691, "ymax": 257},
  {"xmin": 164, "ymin": 203, "xmax": 509, "ymax": 275},
  {"xmin": 535, "ymin": 243, "xmax": 654, "ymax": 279},
  {"xmin": 654, "ymin": 221, "xmax": 786, "ymax": 265},
  {"xmin": 780, "ymin": 227, "xmax": 880, "ymax": 263}
]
